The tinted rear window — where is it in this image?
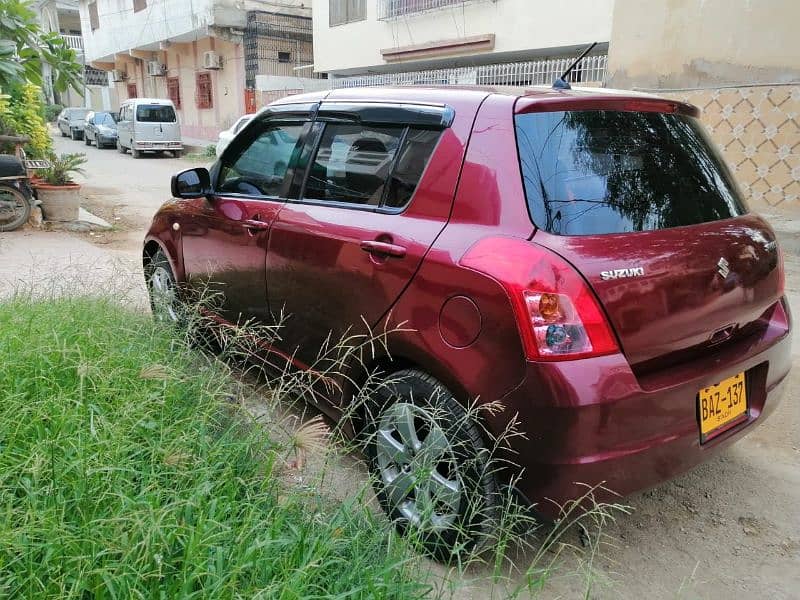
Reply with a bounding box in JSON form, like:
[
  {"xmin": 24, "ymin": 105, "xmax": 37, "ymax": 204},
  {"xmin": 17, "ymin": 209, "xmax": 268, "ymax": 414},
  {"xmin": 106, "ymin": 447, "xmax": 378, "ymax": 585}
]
[
  {"xmin": 515, "ymin": 110, "xmax": 746, "ymax": 235},
  {"xmin": 136, "ymin": 105, "xmax": 176, "ymax": 122}
]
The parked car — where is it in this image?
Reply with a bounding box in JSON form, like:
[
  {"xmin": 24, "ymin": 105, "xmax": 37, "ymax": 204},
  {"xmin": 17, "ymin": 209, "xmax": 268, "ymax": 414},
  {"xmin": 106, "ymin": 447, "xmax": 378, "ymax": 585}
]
[
  {"xmin": 117, "ymin": 98, "xmax": 182, "ymax": 158},
  {"xmin": 83, "ymin": 111, "xmax": 118, "ymax": 149},
  {"xmin": 143, "ymin": 87, "xmax": 791, "ymax": 558},
  {"xmin": 215, "ymin": 114, "xmax": 253, "ymax": 157},
  {"xmin": 57, "ymin": 107, "xmax": 90, "ymax": 140}
]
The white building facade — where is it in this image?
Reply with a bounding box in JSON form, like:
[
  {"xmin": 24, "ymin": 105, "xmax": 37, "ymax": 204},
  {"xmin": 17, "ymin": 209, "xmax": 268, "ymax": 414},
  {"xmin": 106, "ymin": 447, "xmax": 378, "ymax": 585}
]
[
  {"xmin": 313, "ymin": 0, "xmax": 614, "ymax": 86},
  {"xmin": 78, "ymin": 0, "xmax": 314, "ymax": 140}
]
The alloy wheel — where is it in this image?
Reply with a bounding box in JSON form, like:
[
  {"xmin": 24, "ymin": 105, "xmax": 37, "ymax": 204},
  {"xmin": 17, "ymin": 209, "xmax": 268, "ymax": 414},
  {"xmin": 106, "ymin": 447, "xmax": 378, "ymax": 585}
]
[
  {"xmin": 149, "ymin": 265, "xmax": 179, "ymax": 323},
  {"xmin": 375, "ymin": 402, "xmax": 462, "ymax": 530}
]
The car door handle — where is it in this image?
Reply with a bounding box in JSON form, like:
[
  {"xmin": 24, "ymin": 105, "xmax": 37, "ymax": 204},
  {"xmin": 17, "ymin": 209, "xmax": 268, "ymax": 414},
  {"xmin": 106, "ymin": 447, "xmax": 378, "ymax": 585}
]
[
  {"xmin": 360, "ymin": 240, "xmax": 407, "ymax": 258},
  {"xmin": 242, "ymin": 219, "xmax": 270, "ymax": 231}
]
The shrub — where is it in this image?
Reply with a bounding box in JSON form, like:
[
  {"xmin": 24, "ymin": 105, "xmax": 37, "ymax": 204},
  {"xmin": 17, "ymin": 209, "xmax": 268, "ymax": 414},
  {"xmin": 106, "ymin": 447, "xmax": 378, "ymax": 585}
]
[
  {"xmin": 4, "ymin": 82, "xmax": 52, "ymax": 158},
  {"xmin": 44, "ymin": 103, "xmax": 63, "ymax": 122}
]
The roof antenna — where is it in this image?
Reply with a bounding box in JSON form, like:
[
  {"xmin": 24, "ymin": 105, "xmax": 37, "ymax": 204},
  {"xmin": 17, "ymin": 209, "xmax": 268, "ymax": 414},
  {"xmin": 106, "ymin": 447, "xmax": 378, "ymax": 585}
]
[{"xmin": 552, "ymin": 42, "xmax": 598, "ymax": 90}]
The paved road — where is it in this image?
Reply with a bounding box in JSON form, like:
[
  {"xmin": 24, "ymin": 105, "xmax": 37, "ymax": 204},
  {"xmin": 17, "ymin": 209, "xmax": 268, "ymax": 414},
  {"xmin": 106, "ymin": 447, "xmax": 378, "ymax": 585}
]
[{"xmin": 2, "ymin": 132, "xmax": 799, "ymax": 599}]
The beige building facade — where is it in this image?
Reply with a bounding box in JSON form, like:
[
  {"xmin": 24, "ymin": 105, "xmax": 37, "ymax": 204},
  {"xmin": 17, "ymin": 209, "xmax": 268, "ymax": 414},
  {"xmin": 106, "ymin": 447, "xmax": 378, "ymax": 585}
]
[
  {"xmin": 607, "ymin": 0, "xmax": 800, "ymax": 211},
  {"xmin": 78, "ymin": 0, "xmax": 315, "ymax": 140}
]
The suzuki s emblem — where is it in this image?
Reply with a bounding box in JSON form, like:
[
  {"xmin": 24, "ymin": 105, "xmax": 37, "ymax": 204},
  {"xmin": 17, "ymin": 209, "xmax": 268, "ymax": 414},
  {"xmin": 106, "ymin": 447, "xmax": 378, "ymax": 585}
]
[
  {"xmin": 600, "ymin": 267, "xmax": 645, "ymax": 281},
  {"xmin": 717, "ymin": 257, "xmax": 730, "ymax": 279}
]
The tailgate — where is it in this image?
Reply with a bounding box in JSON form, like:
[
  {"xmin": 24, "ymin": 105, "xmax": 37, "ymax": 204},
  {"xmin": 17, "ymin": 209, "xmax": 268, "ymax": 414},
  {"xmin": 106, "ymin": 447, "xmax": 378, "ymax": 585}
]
[{"xmin": 534, "ymin": 214, "xmax": 782, "ymax": 368}]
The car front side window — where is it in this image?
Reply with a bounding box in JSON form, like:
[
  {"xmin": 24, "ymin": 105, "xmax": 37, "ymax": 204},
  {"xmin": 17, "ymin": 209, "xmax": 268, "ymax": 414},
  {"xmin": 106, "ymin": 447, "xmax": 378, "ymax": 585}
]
[{"xmin": 217, "ymin": 121, "xmax": 305, "ymax": 198}]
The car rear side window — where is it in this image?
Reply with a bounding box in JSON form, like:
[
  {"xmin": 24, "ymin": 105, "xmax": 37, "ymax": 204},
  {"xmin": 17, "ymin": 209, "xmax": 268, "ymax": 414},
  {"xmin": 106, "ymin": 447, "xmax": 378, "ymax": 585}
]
[
  {"xmin": 383, "ymin": 128, "xmax": 441, "ymax": 209},
  {"xmin": 136, "ymin": 105, "xmax": 176, "ymax": 123},
  {"xmin": 304, "ymin": 123, "xmax": 403, "ymax": 206},
  {"xmin": 515, "ymin": 110, "xmax": 746, "ymax": 235},
  {"xmin": 217, "ymin": 122, "xmax": 305, "ymax": 197},
  {"xmin": 302, "ymin": 123, "xmax": 441, "ymax": 209}
]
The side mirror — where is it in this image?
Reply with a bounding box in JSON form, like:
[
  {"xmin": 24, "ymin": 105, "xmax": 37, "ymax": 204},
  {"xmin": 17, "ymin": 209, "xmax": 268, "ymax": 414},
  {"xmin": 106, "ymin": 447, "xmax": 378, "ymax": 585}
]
[{"xmin": 171, "ymin": 167, "xmax": 211, "ymax": 199}]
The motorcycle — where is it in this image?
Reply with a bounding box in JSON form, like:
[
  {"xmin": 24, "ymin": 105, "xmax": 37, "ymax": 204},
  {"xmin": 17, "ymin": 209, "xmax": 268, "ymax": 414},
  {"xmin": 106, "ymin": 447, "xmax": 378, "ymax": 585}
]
[{"xmin": 0, "ymin": 135, "xmax": 48, "ymax": 232}]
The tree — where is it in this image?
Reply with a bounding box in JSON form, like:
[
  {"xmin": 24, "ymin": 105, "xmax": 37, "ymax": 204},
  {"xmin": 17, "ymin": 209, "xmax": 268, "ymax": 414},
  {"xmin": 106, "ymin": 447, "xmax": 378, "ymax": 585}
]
[{"xmin": 0, "ymin": 0, "xmax": 83, "ymax": 94}]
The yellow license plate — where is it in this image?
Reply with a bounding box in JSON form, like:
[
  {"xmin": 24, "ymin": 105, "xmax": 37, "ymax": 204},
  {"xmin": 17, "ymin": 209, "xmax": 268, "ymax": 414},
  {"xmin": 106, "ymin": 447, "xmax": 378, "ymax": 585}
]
[{"xmin": 698, "ymin": 372, "xmax": 747, "ymax": 438}]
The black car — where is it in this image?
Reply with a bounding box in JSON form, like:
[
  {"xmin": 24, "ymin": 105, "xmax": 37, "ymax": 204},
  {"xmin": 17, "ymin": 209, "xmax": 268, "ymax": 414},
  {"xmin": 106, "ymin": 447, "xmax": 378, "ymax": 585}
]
[{"xmin": 84, "ymin": 111, "xmax": 118, "ymax": 149}]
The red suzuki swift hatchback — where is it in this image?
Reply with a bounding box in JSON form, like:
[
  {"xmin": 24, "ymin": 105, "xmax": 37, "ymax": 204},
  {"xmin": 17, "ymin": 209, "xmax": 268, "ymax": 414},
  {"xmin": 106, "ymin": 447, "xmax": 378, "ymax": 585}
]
[{"xmin": 144, "ymin": 86, "xmax": 791, "ymax": 556}]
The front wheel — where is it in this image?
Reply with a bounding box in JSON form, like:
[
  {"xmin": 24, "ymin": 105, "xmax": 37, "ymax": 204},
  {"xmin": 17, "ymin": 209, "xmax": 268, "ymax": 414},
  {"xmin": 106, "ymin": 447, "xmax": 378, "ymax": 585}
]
[
  {"xmin": 145, "ymin": 250, "xmax": 182, "ymax": 324},
  {"xmin": 131, "ymin": 148, "xmax": 141, "ymax": 159},
  {"xmin": 117, "ymin": 140, "xmax": 127, "ymax": 154},
  {"xmin": 0, "ymin": 184, "xmax": 32, "ymax": 232},
  {"xmin": 365, "ymin": 369, "xmax": 500, "ymax": 561},
  {"xmin": 84, "ymin": 135, "xmax": 92, "ymax": 146}
]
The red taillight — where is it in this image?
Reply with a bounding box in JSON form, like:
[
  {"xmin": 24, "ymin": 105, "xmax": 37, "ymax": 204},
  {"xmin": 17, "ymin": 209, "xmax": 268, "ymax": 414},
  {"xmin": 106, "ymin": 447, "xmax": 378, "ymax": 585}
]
[{"xmin": 460, "ymin": 237, "xmax": 619, "ymax": 361}]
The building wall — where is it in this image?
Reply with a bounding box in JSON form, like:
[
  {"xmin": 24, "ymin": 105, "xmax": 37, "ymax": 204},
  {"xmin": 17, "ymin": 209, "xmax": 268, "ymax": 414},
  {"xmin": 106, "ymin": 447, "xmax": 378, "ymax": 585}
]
[
  {"xmin": 79, "ymin": 0, "xmax": 310, "ymax": 63},
  {"xmin": 662, "ymin": 85, "xmax": 800, "ymax": 211},
  {"xmin": 110, "ymin": 37, "xmax": 246, "ymax": 140},
  {"xmin": 607, "ymin": 0, "xmax": 800, "ymax": 90},
  {"xmin": 311, "ymin": 0, "xmax": 614, "ymax": 75}
]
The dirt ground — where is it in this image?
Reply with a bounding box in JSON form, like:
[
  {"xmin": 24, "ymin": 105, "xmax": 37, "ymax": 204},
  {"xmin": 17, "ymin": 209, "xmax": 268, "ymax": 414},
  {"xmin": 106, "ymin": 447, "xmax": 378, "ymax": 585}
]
[{"xmin": 1, "ymin": 133, "xmax": 797, "ymax": 599}]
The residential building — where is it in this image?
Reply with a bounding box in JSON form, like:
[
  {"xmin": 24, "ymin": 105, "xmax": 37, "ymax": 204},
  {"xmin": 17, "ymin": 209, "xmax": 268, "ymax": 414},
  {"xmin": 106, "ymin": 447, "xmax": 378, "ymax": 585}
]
[
  {"xmin": 313, "ymin": 0, "xmax": 799, "ymax": 211},
  {"xmin": 314, "ymin": 0, "xmax": 614, "ymax": 86},
  {"xmin": 33, "ymin": 0, "xmax": 117, "ymax": 110},
  {"xmin": 77, "ymin": 0, "xmax": 318, "ymax": 140}
]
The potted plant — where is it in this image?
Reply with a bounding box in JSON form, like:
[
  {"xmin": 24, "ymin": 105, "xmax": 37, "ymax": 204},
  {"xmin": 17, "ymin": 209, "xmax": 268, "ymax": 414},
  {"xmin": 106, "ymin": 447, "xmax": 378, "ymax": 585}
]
[{"xmin": 35, "ymin": 152, "xmax": 87, "ymax": 222}]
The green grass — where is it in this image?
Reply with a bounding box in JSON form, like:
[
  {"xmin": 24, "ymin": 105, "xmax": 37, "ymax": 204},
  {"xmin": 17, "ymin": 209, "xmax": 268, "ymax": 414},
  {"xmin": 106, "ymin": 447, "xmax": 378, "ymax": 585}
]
[{"xmin": 0, "ymin": 297, "xmax": 428, "ymax": 599}]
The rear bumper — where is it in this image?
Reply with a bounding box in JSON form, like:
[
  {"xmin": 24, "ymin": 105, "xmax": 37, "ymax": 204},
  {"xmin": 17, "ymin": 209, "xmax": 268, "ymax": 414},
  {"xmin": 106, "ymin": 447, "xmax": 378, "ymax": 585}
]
[
  {"xmin": 494, "ymin": 299, "xmax": 792, "ymax": 519},
  {"xmin": 134, "ymin": 141, "xmax": 182, "ymax": 150}
]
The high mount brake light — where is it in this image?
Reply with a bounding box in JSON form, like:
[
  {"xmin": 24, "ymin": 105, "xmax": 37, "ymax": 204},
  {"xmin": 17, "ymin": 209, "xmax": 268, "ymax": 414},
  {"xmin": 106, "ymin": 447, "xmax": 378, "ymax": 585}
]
[{"xmin": 460, "ymin": 237, "xmax": 620, "ymax": 361}]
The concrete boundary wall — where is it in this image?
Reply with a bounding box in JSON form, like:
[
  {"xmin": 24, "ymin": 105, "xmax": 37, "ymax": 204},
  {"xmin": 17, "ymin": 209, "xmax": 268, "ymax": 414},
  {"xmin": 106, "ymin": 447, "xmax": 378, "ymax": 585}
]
[{"xmin": 657, "ymin": 84, "xmax": 800, "ymax": 212}]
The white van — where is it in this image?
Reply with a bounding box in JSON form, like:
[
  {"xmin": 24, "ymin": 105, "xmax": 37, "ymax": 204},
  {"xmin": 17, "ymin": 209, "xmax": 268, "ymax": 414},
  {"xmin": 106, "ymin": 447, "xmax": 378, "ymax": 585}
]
[{"xmin": 116, "ymin": 98, "xmax": 182, "ymax": 158}]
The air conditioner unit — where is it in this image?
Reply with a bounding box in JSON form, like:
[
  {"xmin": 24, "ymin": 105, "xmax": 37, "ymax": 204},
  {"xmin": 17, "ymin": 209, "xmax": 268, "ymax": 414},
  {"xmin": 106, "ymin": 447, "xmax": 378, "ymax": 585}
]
[
  {"xmin": 203, "ymin": 51, "xmax": 223, "ymax": 70},
  {"xmin": 109, "ymin": 69, "xmax": 127, "ymax": 83},
  {"xmin": 147, "ymin": 60, "xmax": 166, "ymax": 76}
]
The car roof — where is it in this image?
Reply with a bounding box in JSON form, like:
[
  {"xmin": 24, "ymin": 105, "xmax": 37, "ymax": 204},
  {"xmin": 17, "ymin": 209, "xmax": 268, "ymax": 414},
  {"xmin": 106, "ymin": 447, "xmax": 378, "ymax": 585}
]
[
  {"xmin": 122, "ymin": 98, "xmax": 175, "ymax": 105},
  {"xmin": 269, "ymin": 85, "xmax": 698, "ymax": 116}
]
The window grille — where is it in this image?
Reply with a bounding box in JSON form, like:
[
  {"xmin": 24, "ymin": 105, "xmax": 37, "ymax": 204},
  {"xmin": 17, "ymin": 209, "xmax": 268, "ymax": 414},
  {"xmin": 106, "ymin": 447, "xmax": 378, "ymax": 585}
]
[
  {"xmin": 196, "ymin": 72, "xmax": 213, "ymax": 109},
  {"xmin": 167, "ymin": 77, "xmax": 181, "ymax": 109}
]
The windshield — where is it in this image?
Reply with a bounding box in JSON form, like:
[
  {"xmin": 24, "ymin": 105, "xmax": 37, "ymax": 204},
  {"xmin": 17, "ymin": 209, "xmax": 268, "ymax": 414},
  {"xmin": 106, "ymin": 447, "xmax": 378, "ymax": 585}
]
[
  {"xmin": 136, "ymin": 105, "xmax": 176, "ymax": 123},
  {"xmin": 515, "ymin": 110, "xmax": 746, "ymax": 235},
  {"xmin": 68, "ymin": 109, "xmax": 90, "ymax": 119},
  {"xmin": 94, "ymin": 113, "xmax": 116, "ymax": 126}
]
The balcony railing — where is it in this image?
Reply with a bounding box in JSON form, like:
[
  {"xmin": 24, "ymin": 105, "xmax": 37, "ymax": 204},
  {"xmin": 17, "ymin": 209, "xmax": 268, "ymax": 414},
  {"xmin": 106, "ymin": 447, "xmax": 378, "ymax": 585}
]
[
  {"xmin": 377, "ymin": 0, "xmax": 494, "ymax": 20},
  {"xmin": 332, "ymin": 54, "xmax": 608, "ymax": 89},
  {"xmin": 61, "ymin": 34, "xmax": 83, "ymax": 52}
]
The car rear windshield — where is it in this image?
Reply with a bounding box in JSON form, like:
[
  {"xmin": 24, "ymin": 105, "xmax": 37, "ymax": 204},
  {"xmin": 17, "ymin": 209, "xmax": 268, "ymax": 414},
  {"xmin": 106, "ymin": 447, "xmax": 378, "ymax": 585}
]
[
  {"xmin": 136, "ymin": 105, "xmax": 176, "ymax": 123},
  {"xmin": 68, "ymin": 109, "xmax": 89, "ymax": 119},
  {"xmin": 515, "ymin": 110, "xmax": 746, "ymax": 235},
  {"xmin": 95, "ymin": 112, "xmax": 116, "ymax": 125}
]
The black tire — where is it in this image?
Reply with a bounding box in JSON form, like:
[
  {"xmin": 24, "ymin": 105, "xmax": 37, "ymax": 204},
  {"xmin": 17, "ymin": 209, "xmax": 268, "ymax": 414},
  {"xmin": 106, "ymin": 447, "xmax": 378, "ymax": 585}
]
[
  {"xmin": 71, "ymin": 129, "xmax": 80, "ymax": 140},
  {"xmin": 84, "ymin": 134, "xmax": 92, "ymax": 146},
  {"xmin": 0, "ymin": 184, "xmax": 32, "ymax": 232},
  {"xmin": 172, "ymin": 149, "xmax": 182, "ymax": 158},
  {"xmin": 60, "ymin": 128, "xmax": 67, "ymax": 137},
  {"xmin": 117, "ymin": 140, "xmax": 126, "ymax": 154},
  {"xmin": 131, "ymin": 148, "xmax": 141, "ymax": 159},
  {"xmin": 364, "ymin": 369, "xmax": 500, "ymax": 561}
]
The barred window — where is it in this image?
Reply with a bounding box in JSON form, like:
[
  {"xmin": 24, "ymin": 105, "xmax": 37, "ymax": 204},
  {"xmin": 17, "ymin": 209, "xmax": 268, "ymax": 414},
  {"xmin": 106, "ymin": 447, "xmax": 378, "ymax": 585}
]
[
  {"xmin": 89, "ymin": 2, "xmax": 99, "ymax": 30},
  {"xmin": 196, "ymin": 72, "xmax": 212, "ymax": 109},
  {"xmin": 167, "ymin": 77, "xmax": 181, "ymax": 109},
  {"xmin": 329, "ymin": 0, "xmax": 366, "ymax": 26}
]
